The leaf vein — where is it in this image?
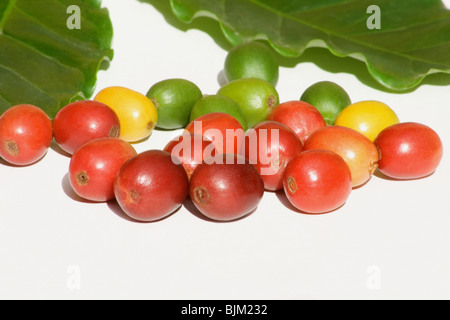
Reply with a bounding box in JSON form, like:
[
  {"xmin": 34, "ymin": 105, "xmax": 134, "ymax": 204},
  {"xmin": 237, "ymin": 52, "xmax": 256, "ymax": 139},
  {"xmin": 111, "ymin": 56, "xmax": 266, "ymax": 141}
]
[
  {"xmin": 1, "ymin": 33, "xmax": 84, "ymax": 77},
  {"xmin": 11, "ymin": 4, "xmax": 101, "ymax": 58},
  {"xmin": 0, "ymin": 63, "xmax": 56, "ymax": 102},
  {"xmin": 0, "ymin": 0, "xmax": 17, "ymax": 33},
  {"xmin": 244, "ymin": 0, "xmax": 450, "ymax": 68}
]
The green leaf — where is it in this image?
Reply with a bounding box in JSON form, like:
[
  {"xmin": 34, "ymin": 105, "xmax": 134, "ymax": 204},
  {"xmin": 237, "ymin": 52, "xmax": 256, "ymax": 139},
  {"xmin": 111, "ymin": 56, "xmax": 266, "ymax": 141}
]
[
  {"xmin": 168, "ymin": 0, "xmax": 450, "ymax": 91},
  {"xmin": 0, "ymin": 0, "xmax": 113, "ymax": 118}
]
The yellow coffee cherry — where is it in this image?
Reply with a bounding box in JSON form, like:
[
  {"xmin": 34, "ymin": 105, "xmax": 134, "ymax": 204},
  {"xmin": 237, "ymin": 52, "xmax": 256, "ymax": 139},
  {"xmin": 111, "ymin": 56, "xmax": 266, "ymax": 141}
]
[
  {"xmin": 335, "ymin": 100, "xmax": 400, "ymax": 141},
  {"xmin": 95, "ymin": 86, "xmax": 158, "ymax": 142}
]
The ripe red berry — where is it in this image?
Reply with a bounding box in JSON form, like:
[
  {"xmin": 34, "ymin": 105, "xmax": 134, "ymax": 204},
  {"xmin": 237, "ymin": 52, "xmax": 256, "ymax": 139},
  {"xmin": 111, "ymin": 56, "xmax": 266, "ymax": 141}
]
[
  {"xmin": 53, "ymin": 100, "xmax": 120, "ymax": 155},
  {"xmin": 189, "ymin": 154, "xmax": 265, "ymax": 221},
  {"xmin": 243, "ymin": 121, "xmax": 303, "ymax": 191},
  {"xmin": 375, "ymin": 122, "xmax": 443, "ymax": 180},
  {"xmin": 283, "ymin": 150, "xmax": 352, "ymax": 214},
  {"xmin": 0, "ymin": 104, "xmax": 53, "ymax": 166},
  {"xmin": 69, "ymin": 138, "xmax": 137, "ymax": 202},
  {"xmin": 164, "ymin": 133, "xmax": 217, "ymax": 180},
  {"xmin": 114, "ymin": 150, "xmax": 189, "ymax": 222}
]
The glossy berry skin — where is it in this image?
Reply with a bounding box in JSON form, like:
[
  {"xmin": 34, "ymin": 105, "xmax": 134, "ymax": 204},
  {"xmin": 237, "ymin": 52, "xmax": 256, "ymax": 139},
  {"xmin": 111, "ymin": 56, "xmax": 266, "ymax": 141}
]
[
  {"xmin": 300, "ymin": 81, "xmax": 351, "ymax": 126},
  {"xmin": 303, "ymin": 125, "xmax": 379, "ymax": 188},
  {"xmin": 267, "ymin": 100, "xmax": 326, "ymax": 144},
  {"xmin": 0, "ymin": 104, "xmax": 52, "ymax": 166},
  {"xmin": 283, "ymin": 150, "xmax": 352, "ymax": 214},
  {"xmin": 69, "ymin": 138, "xmax": 137, "ymax": 202},
  {"xmin": 217, "ymin": 78, "xmax": 279, "ymax": 128},
  {"xmin": 94, "ymin": 86, "xmax": 158, "ymax": 143},
  {"xmin": 224, "ymin": 41, "xmax": 279, "ymax": 87},
  {"xmin": 189, "ymin": 154, "xmax": 265, "ymax": 222},
  {"xmin": 243, "ymin": 121, "xmax": 303, "ymax": 191},
  {"xmin": 114, "ymin": 150, "xmax": 189, "ymax": 222},
  {"xmin": 185, "ymin": 112, "xmax": 245, "ymax": 155},
  {"xmin": 375, "ymin": 122, "xmax": 443, "ymax": 180},
  {"xmin": 164, "ymin": 133, "xmax": 217, "ymax": 180},
  {"xmin": 190, "ymin": 95, "xmax": 248, "ymax": 131},
  {"xmin": 335, "ymin": 100, "xmax": 400, "ymax": 142},
  {"xmin": 53, "ymin": 100, "xmax": 120, "ymax": 155},
  {"xmin": 147, "ymin": 78, "xmax": 203, "ymax": 130}
]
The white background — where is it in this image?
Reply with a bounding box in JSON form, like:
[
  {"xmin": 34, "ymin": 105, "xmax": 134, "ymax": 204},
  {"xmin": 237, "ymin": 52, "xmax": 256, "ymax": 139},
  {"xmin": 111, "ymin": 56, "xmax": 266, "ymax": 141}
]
[{"xmin": 1, "ymin": 0, "xmax": 450, "ymax": 300}]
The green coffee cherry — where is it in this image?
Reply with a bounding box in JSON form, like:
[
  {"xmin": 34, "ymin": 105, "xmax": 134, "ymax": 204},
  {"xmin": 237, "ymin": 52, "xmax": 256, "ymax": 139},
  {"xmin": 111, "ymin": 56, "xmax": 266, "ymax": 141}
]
[
  {"xmin": 224, "ymin": 41, "xmax": 279, "ymax": 87},
  {"xmin": 300, "ymin": 81, "xmax": 352, "ymax": 125},
  {"xmin": 190, "ymin": 95, "xmax": 248, "ymax": 131},
  {"xmin": 217, "ymin": 78, "xmax": 279, "ymax": 128},
  {"xmin": 147, "ymin": 79, "xmax": 203, "ymax": 130}
]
